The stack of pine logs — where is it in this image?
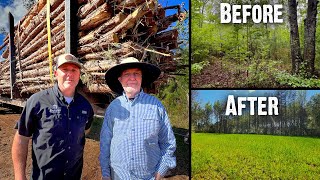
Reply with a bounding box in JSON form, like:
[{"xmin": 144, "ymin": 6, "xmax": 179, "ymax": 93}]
[{"xmin": 0, "ymin": 0, "xmax": 185, "ymax": 96}]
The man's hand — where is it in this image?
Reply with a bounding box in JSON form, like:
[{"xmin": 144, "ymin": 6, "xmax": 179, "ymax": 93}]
[{"xmin": 155, "ymin": 172, "xmax": 162, "ymax": 180}]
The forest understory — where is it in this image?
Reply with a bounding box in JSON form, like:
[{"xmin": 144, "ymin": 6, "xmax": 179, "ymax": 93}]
[
  {"xmin": 192, "ymin": 58, "xmax": 245, "ymax": 88},
  {"xmin": 192, "ymin": 56, "xmax": 320, "ymax": 89}
]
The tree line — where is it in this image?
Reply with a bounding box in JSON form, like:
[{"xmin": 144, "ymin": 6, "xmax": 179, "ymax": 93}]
[{"xmin": 192, "ymin": 90, "xmax": 320, "ymax": 136}]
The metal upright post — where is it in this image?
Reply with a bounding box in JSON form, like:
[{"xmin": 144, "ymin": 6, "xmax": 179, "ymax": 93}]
[
  {"xmin": 65, "ymin": 0, "xmax": 78, "ymax": 55},
  {"xmin": 8, "ymin": 12, "xmax": 17, "ymax": 99}
]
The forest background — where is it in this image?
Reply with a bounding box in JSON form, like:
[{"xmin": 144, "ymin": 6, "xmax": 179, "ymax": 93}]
[
  {"xmin": 191, "ymin": 0, "xmax": 320, "ymax": 88},
  {"xmin": 192, "ymin": 90, "xmax": 320, "ymax": 136}
]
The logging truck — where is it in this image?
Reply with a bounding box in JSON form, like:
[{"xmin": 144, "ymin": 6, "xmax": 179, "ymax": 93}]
[{"xmin": 0, "ymin": 0, "xmax": 186, "ymax": 115}]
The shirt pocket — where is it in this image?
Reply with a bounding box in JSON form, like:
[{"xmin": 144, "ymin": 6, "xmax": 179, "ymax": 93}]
[{"xmin": 142, "ymin": 113, "xmax": 160, "ymax": 136}]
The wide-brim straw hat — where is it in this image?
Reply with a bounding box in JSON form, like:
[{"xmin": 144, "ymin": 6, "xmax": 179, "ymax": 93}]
[{"xmin": 105, "ymin": 57, "xmax": 161, "ymax": 94}]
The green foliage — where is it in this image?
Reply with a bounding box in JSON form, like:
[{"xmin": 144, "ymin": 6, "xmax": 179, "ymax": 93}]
[
  {"xmin": 191, "ymin": 95, "xmax": 215, "ymax": 132},
  {"xmin": 192, "ymin": 134, "xmax": 320, "ymax": 179},
  {"xmin": 86, "ymin": 116, "xmax": 104, "ymax": 141},
  {"xmin": 275, "ymin": 71, "xmax": 320, "ymax": 88},
  {"xmin": 238, "ymin": 60, "xmax": 280, "ymax": 87},
  {"xmin": 307, "ymin": 94, "xmax": 320, "ymax": 129},
  {"xmin": 157, "ymin": 46, "xmax": 189, "ymax": 129},
  {"xmin": 191, "ymin": 61, "xmax": 209, "ymax": 75}
]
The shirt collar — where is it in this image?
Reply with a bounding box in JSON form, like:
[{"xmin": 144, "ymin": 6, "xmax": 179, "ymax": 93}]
[
  {"xmin": 53, "ymin": 83, "xmax": 79, "ymax": 103},
  {"xmin": 122, "ymin": 89, "xmax": 144, "ymax": 102}
]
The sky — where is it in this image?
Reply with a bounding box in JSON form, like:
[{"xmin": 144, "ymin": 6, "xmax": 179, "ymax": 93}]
[
  {"xmin": 194, "ymin": 90, "xmax": 320, "ymax": 107},
  {"xmin": 0, "ymin": 0, "xmax": 189, "ymax": 61}
]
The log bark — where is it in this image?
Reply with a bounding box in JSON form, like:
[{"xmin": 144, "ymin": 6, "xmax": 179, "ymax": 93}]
[
  {"xmin": 150, "ymin": 29, "xmax": 178, "ymax": 49},
  {"xmin": 24, "ymin": 60, "xmax": 50, "ymax": 70},
  {"xmin": 80, "ymin": 52, "xmax": 107, "ymax": 61},
  {"xmin": 0, "ymin": 39, "xmax": 8, "ymax": 51},
  {"xmin": 20, "ymin": 84, "xmax": 53, "ymax": 94},
  {"xmin": 0, "ymin": 88, "xmax": 10, "ymax": 94},
  {"xmin": 83, "ymin": 59, "xmax": 117, "ymax": 72},
  {"xmin": 77, "ymin": 33, "xmax": 119, "ymax": 55},
  {"xmin": 17, "ymin": 67, "xmax": 50, "ymax": 79},
  {"xmin": 303, "ymin": 0, "xmax": 318, "ymax": 77},
  {"xmin": 21, "ymin": 39, "xmax": 65, "ymax": 68},
  {"xmin": 0, "ymin": 84, "xmax": 10, "ymax": 89},
  {"xmin": 103, "ymin": 0, "xmax": 156, "ymax": 38},
  {"xmin": 20, "ymin": 2, "xmax": 65, "ymax": 49},
  {"xmin": 20, "ymin": 22, "xmax": 64, "ymax": 58},
  {"xmin": 79, "ymin": 3, "xmax": 112, "ymax": 31},
  {"xmin": 79, "ymin": 32, "xmax": 119, "ymax": 46},
  {"xmin": 77, "ymin": 0, "xmax": 105, "ymax": 19},
  {"xmin": 78, "ymin": 12, "xmax": 126, "ymax": 45},
  {"xmin": 288, "ymin": 0, "xmax": 302, "ymax": 74},
  {"xmin": 2, "ymin": 47, "xmax": 9, "ymax": 59},
  {"xmin": 85, "ymin": 83, "xmax": 112, "ymax": 93},
  {"xmin": 21, "ymin": 33, "xmax": 65, "ymax": 67},
  {"xmin": 158, "ymin": 14, "xmax": 179, "ymax": 32},
  {"xmin": 16, "ymin": 76, "xmax": 52, "ymax": 83},
  {"xmin": 18, "ymin": 0, "xmax": 46, "ymax": 33},
  {"xmin": 115, "ymin": 0, "xmax": 146, "ymax": 8},
  {"xmin": 19, "ymin": 5, "xmax": 47, "ymax": 47}
]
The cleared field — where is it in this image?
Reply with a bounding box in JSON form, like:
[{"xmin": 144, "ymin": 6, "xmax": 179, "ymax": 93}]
[{"xmin": 192, "ymin": 133, "xmax": 320, "ymax": 179}]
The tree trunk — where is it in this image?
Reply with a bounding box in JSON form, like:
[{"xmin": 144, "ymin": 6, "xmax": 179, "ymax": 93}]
[
  {"xmin": 288, "ymin": 0, "xmax": 302, "ymax": 74},
  {"xmin": 303, "ymin": 0, "xmax": 318, "ymax": 77}
]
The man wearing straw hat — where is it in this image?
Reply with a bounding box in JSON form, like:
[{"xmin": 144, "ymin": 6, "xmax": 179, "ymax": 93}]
[
  {"xmin": 12, "ymin": 53, "xmax": 94, "ymax": 180},
  {"xmin": 99, "ymin": 57, "xmax": 176, "ymax": 180}
]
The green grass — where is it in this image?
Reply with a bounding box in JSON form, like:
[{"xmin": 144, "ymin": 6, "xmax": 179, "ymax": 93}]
[{"xmin": 192, "ymin": 133, "xmax": 320, "ymax": 179}]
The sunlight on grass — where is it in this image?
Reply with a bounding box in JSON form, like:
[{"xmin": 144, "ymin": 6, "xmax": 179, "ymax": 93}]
[{"xmin": 192, "ymin": 133, "xmax": 320, "ymax": 179}]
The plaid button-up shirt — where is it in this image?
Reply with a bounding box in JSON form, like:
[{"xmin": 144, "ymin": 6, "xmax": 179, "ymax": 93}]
[{"xmin": 99, "ymin": 90, "xmax": 176, "ymax": 179}]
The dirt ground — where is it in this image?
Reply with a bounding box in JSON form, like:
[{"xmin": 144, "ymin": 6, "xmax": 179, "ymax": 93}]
[
  {"xmin": 192, "ymin": 59, "xmax": 246, "ymax": 88},
  {"xmin": 0, "ymin": 107, "xmax": 189, "ymax": 180}
]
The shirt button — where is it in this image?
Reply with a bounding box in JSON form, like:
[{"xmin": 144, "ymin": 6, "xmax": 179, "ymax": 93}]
[
  {"xmin": 68, "ymin": 146, "xmax": 71, "ymax": 149},
  {"xmin": 66, "ymin": 160, "xmax": 68, "ymax": 163},
  {"xmin": 64, "ymin": 173, "xmax": 66, "ymax": 176},
  {"xmin": 69, "ymin": 118, "xmax": 71, "ymax": 120},
  {"xmin": 69, "ymin": 131, "xmax": 71, "ymax": 135}
]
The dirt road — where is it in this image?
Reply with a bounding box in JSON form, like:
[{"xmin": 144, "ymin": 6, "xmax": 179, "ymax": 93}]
[{"xmin": 0, "ymin": 107, "xmax": 189, "ymax": 180}]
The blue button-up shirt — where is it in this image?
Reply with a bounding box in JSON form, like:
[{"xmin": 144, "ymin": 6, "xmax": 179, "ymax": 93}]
[
  {"xmin": 99, "ymin": 90, "xmax": 176, "ymax": 179},
  {"xmin": 17, "ymin": 84, "xmax": 94, "ymax": 180}
]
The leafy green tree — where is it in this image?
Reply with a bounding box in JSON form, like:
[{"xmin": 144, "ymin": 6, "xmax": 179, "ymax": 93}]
[{"xmin": 307, "ymin": 94, "xmax": 320, "ymax": 129}]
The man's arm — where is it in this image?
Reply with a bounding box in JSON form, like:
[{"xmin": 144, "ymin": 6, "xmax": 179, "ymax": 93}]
[
  {"xmin": 99, "ymin": 107, "xmax": 113, "ymax": 179},
  {"xmin": 156, "ymin": 106, "xmax": 177, "ymax": 178},
  {"xmin": 12, "ymin": 131, "xmax": 30, "ymax": 180}
]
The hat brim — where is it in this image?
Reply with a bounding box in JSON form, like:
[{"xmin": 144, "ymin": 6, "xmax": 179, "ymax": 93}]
[
  {"xmin": 57, "ymin": 61, "xmax": 82, "ymax": 69},
  {"xmin": 105, "ymin": 62, "xmax": 161, "ymax": 94}
]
